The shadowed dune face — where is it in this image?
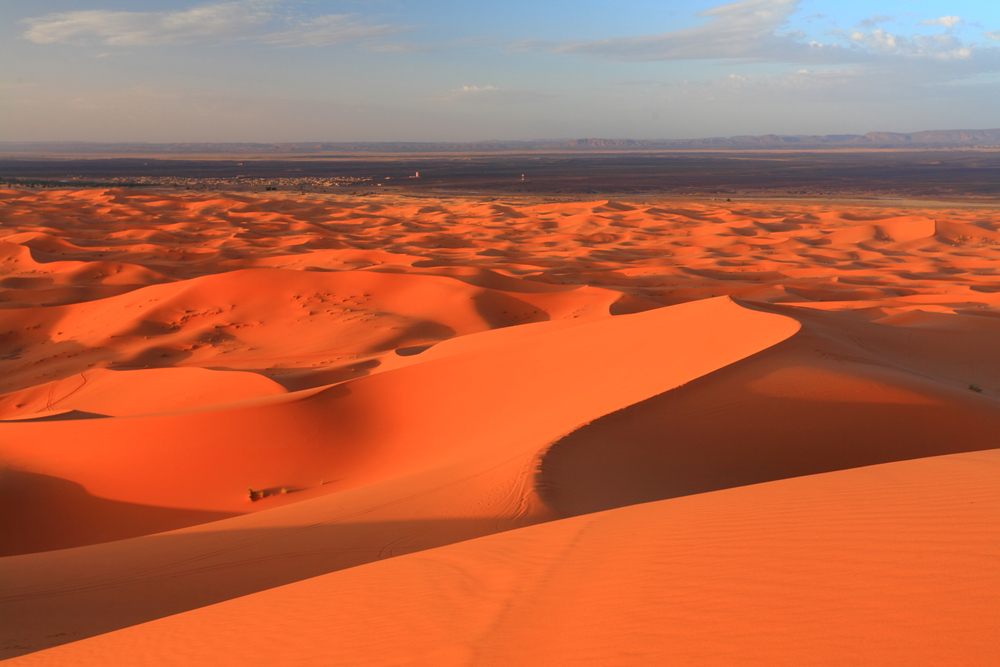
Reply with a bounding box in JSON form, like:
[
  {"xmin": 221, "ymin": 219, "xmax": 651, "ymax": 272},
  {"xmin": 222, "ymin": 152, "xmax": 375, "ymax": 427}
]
[
  {"xmin": 1, "ymin": 188, "xmax": 998, "ymax": 663},
  {"xmin": 537, "ymin": 306, "xmax": 1000, "ymax": 516},
  {"xmin": 7, "ymin": 449, "xmax": 997, "ymax": 667},
  {"xmin": 0, "ymin": 469, "xmax": 237, "ymax": 557}
]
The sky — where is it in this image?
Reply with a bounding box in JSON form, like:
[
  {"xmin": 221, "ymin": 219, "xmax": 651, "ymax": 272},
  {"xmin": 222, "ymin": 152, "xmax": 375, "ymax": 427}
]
[{"xmin": 2, "ymin": 0, "xmax": 1000, "ymax": 142}]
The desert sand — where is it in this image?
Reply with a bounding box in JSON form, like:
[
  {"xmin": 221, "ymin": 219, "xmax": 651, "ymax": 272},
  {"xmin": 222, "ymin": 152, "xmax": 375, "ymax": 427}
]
[{"xmin": 1, "ymin": 188, "xmax": 997, "ymax": 664}]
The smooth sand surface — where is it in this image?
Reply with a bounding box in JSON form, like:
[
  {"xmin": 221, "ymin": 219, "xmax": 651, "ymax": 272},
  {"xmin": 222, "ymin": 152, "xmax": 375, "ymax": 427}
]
[
  {"xmin": 8, "ymin": 448, "xmax": 998, "ymax": 666},
  {"xmin": 1, "ymin": 189, "xmax": 998, "ymax": 662}
]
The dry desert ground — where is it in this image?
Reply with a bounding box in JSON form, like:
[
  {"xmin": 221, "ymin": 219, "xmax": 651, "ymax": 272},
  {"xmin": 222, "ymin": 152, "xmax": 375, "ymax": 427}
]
[{"xmin": 0, "ymin": 187, "xmax": 998, "ymax": 665}]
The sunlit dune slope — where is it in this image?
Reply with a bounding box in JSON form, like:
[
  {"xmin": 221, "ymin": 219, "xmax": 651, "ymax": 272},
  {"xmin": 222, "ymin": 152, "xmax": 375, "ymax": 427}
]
[
  {"xmin": 0, "ymin": 295, "xmax": 795, "ymax": 552},
  {"xmin": 0, "ymin": 267, "xmax": 635, "ymax": 400},
  {"xmin": 2, "ymin": 188, "xmax": 999, "ymax": 663},
  {"xmin": 0, "ymin": 367, "xmax": 286, "ymax": 419},
  {"xmin": 9, "ymin": 448, "xmax": 998, "ymax": 667}
]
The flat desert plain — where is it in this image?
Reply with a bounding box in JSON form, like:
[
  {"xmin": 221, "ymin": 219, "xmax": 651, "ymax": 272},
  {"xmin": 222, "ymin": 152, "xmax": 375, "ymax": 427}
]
[{"xmin": 0, "ymin": 187, "xmax": 998, "ymax": 665}]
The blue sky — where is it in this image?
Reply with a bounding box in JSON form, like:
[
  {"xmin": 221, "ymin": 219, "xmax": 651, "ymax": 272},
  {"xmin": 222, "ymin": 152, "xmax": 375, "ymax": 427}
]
[{"xmin": 2, "ymin": 0, "xmax": 999, "ymax": 142}]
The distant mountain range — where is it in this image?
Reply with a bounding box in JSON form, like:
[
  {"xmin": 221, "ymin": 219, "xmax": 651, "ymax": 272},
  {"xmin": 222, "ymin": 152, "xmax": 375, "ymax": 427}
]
[
  {"xmin": 559, "ymin": 129, "xmax": 1000, "ymax": 150},
  {"xmin": 3, "ymin": 129, "xmax": 1000, "ymax": 154}
]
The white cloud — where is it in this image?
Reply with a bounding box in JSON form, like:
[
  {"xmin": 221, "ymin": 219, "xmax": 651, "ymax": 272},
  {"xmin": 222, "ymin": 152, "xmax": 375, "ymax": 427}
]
[
  {"xmin": 458, "ymin": 85, "xmax": 499, "ymax": 92},
  {"xmin": 552, "ymin": 0, "xmax": 804, "ymax": 62},
  {"xmin": 261, "ymin": 15, "xmax": 409, "ymax": 47},
  {"xmin": 546, "ymin": 0, "xmax": 998, "ymax": 71},
  {"xmin": 984, "ymin": 30, "xmax": 1000, "ymax": 41},
  {"xmin": 842, "ymin": 29, "xmax": 971, "ymax": 60},
  {"xmin": 23, "ymin": 1, "xmax": 272, "ymax": 46},
  {"xmin": 858, "ymin": 14, "xmax": 896, "ymax": 29},
  {"xmin": 919, "ymin": 16, "xmax": 963, "ymax": 29},
  {"xmin": 22, "ymin": 1, "xmax": 411, "ymax": 48},
  {"xmin": 857, "ymin": 14, "xmax": 895, "ymax": 30}
]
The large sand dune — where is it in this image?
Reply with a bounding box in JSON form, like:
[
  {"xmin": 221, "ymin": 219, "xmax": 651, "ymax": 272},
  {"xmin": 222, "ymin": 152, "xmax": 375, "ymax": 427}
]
[
  {"xmin": 1, "ymin": 189, "xmax": 997, "ymax": 663},
  {"xmin": 8, "ymin": 449, "xmax": 997, "ymax": 666}
]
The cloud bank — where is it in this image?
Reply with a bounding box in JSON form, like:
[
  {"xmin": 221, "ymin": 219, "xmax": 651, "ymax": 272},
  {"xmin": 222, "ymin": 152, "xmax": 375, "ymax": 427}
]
[
  {"xmin": 23, "ymin": 0, "xmax": 411, "ymax": 47},
  {"xmin": 549, "ymin": 0, "xmax": 996, "ymax": 67},
  {"xmin": 552, "ymin": 0, "xmax": 804, "ymax": 62},
  {"xmin": 919, "ymin": 16, "xmax": 963, "ymax": 29}
]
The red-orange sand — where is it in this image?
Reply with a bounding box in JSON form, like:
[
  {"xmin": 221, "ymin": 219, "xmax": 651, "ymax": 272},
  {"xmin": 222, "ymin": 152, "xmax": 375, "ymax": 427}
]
[{"xmin": 1, "ymin": 189, "xmax": 998, "ymax": 664}]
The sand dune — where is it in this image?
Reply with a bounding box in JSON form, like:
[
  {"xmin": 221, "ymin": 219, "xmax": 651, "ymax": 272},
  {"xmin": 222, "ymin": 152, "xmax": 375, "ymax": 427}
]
[
  {"xmin": 8, "ymin": 448, "xmax": 997, "ymax": 666},
  {"xmin": 1, "ymin": 188, "xmax": 998, "ymax": 662}
]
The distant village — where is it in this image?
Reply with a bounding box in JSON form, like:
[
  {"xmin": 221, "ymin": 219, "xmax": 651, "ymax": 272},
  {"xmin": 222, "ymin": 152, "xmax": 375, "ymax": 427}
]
[
  {"xmin": 0, "ymin": 173, "xmax": 388, "ymax": 192},
  {"xmin": 115, "ymin": 174, "xmax": 385, "ymax": 192},
  {"xmin": 0, "ymin": 169, "xmax": 434, "ymax": 193}
]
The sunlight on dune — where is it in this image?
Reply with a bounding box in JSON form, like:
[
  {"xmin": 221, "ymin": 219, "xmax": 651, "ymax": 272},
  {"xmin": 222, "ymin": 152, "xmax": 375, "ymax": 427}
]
[{"xmin": 1, "ymin": 188, "xmax": 997, "ymax": 665}]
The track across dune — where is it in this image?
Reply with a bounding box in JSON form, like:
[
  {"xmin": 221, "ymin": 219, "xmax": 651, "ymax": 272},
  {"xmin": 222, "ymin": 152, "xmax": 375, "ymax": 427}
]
[{"xmin": 1, "ymin": 188, "xmax": 998, "ymax": 663}]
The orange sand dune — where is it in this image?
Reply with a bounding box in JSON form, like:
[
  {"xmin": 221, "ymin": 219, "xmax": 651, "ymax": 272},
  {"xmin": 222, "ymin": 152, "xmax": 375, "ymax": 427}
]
[
  {"xmin": 0, "ymin": 296, "xmax": 795, "ymax": 551},
  {"xmin": 1, "ymin": 188, "xmax": 998, "ymax": 662},
  {"xmin": 0, "ymin": 367, "xmax": 286, "ymax": 420},
  {"xmin": 8, "ymin": 449, "xmax": 998, "ymax": 666}
]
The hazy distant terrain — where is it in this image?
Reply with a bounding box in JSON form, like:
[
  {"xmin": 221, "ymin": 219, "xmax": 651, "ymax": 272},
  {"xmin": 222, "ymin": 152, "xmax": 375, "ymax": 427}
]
[
  {"xmin": 3, "ymin": 150, "xmax": 999, "ymax": 200},
  {"xmin": 2, "ymin": 129, "xmax": 999, "ymax": 155}
]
